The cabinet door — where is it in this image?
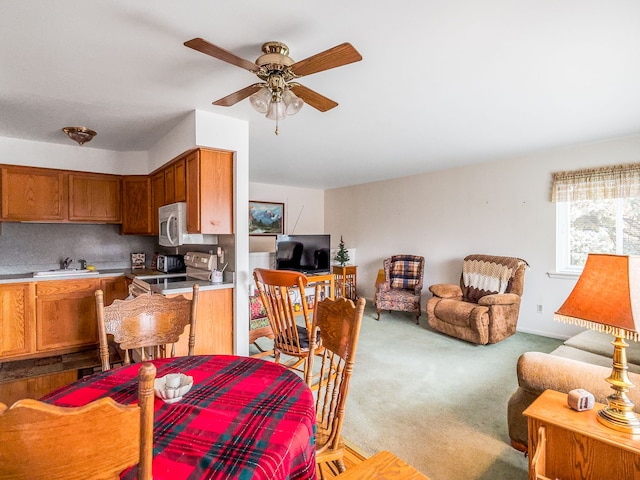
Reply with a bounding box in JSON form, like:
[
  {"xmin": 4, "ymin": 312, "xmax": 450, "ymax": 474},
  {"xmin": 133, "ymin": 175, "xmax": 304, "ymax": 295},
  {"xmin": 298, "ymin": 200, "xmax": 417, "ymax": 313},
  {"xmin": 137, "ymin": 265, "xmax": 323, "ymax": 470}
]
[
  {"xmin": 1, "ymin": 166, "xmax": 67, "ymax": 221},
  {"xmin": 186, "ymin": 149, "xmax": 234, "ymax": 234},
  {"xmin": 100, "ymin": 276, "xmax": 129, "ymax": 306},
  {"xmin": 121, "ymin": 176, "xmax": 152, "ymax": 235},
  {"xmin": 164, "ymin": 165, "xmax": 176, "ymax": 204},
  {"xmin": 151, "ymin": 170, "xmax": 165, "ymax": 235},
  {"xmin": 174, "ymin": 157, "xmax": 186, "ymax": 202},
  {"xmin": 170, "ymin": 288, "xmax": 234, "ymax": 355},
  {"xmin": 36, "ymin": 279, "xmax": 99, "ymax": 352},
  {"xmin": 0, "ymin": 283, "xmax": 36, "ymax": 359},
  {"xmin": 68, "ymin": 173, "xmax": 122, "ymax": 223}
]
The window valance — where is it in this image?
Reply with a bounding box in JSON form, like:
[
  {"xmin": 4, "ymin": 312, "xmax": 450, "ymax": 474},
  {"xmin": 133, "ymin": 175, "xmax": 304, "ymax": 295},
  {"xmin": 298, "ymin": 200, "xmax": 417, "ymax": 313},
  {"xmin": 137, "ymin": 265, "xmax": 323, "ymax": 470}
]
[{"xmin": 551, "ymin": 162, "xmax": 640, "ymax": 202}]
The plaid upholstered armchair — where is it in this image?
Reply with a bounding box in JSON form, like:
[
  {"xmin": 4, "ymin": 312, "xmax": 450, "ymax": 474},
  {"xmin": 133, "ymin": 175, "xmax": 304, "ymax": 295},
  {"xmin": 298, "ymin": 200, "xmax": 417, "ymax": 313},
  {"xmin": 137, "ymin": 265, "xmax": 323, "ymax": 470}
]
[
  {"xmin": 426, "ymin": 254, "xmax": 528, "ymax": 344},
  {"xmin": 375, "ymin": 255, "xmax": 425, "ymax": 324}
]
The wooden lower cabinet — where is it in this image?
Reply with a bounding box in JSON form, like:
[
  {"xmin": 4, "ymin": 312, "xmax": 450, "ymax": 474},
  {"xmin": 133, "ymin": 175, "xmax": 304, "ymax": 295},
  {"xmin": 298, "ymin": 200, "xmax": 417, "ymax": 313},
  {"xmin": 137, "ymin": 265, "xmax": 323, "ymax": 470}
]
[
  {"xmin": 0, "ymin": 276, "xmax": 131, "ymax": 404},
  {"xmin": 0, "ymin": 283, "xmax": 36, "ymax": 359},
  {"xmin": 100, "ymin": 276, "xmax": 129, "ymax": 306},
  {"xmin": 36, "ymin": 279, "xmax": 100, "ymax": 353},
  {"xmin": 170, "ymin": 288, "xmax": 234, "ymax": 356},
  {"xmin": 524, "ymin": 389, "xmax": 640, "ymax": 480},
  {"xmin": 0, "ymin": 370, "xmax": 77, "ymax": 407}
]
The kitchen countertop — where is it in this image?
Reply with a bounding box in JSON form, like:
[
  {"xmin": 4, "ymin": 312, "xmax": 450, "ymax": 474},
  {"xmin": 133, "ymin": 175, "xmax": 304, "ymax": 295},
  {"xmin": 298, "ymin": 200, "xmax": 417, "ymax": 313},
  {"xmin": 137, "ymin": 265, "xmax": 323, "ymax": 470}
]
[
  {"xmin": 147, "ymin": 279, "xmax": 234, "ymax": 295},
  {"xmin": 0, "ymin": 269, "xmax": 235, "ymax": 293},
  {"xmin": 0, "ymin": 269, "xmax": 130, "ymax": 284}
]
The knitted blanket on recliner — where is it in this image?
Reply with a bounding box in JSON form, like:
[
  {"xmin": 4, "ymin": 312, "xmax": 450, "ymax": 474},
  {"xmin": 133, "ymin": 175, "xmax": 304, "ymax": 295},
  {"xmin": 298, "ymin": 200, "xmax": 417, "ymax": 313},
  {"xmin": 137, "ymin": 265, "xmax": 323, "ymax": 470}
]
[{"xmin": 462, "ymin": 254, "xmax": 527, "ymax": 303}]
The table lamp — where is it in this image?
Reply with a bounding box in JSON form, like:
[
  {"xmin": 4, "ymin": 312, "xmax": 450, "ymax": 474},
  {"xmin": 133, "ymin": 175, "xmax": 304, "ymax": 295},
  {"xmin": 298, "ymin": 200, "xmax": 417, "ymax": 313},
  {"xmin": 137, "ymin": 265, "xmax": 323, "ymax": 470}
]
[{"xmin": 555, "ymin": 253, "xmax": 640, "ymax": 434}]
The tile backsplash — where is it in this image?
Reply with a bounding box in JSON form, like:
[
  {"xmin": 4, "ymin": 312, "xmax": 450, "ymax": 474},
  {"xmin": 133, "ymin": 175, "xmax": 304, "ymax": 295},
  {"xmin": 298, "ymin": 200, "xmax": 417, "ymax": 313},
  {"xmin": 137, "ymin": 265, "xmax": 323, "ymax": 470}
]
[{"xmin": 0, "ymin": 223, "xmax": 157, "ymax": 275}]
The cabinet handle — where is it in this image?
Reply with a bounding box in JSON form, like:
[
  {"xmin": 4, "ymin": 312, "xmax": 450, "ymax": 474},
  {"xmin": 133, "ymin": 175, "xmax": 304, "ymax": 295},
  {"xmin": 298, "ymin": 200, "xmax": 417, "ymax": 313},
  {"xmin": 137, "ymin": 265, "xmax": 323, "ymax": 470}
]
[{"xmin": 531, "ymin": 426, "xmax": 552, "ymax": 480}]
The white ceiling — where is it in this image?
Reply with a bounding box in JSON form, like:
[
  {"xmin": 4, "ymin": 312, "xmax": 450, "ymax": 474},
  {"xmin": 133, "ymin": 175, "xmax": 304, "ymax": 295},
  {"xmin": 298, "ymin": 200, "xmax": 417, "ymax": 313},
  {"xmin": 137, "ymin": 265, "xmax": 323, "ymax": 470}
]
[{"xmin": 2, "ymin": 1, "xmax": 640, "ymax": 189}]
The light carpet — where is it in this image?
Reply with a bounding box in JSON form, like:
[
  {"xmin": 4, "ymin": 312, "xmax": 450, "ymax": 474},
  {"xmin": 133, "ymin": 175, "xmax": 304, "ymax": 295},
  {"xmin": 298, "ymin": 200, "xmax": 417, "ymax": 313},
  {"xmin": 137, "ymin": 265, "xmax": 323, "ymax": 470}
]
[{"xmin": 251, "ymin": 303, "xmax": 563, "ymax": 480}]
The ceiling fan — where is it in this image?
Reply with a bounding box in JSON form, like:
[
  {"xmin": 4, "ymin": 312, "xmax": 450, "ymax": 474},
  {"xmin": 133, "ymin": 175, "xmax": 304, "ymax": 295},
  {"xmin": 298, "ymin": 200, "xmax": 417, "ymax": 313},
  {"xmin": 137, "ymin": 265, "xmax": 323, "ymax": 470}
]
[{"xmin": 184, "ymin": 38, "xmax": 362, "ymax": 133}]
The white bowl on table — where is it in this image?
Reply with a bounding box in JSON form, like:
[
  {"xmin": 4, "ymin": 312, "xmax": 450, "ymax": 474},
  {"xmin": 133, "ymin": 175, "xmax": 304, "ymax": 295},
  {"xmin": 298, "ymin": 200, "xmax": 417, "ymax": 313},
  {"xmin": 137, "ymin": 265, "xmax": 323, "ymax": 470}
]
[{"xmin": 154, "ymin": 373, "xmax": 194, "ymax": 404}]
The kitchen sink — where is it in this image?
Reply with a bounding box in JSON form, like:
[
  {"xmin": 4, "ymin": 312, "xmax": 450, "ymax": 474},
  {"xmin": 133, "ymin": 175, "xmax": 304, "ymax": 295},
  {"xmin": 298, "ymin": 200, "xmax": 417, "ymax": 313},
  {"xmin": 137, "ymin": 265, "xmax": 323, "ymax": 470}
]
[{"xmin": 33, "ymin": 269, "xmax": 100, "ymax": 277}]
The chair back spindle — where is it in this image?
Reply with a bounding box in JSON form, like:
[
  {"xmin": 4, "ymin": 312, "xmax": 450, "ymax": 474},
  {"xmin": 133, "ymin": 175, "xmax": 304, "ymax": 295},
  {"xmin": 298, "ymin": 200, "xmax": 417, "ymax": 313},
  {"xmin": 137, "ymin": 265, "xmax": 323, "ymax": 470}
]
[
  {"xmin": 306, "ymin": 295, "xmax": 366, "ymax": 473},
  {"xmin": 254, "ymin": 268, "xmax": 320, "ymax": 377}
]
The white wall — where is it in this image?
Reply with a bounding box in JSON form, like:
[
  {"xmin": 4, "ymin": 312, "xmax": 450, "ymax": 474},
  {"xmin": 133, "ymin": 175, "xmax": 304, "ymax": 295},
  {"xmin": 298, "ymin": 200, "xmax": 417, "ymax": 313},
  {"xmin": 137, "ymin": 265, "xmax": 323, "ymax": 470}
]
[
  {"xmin": 249, "ymin": 182, "xmax": 325, "ymax": 253},
  {"xmin": 325, "ymin": 134, "xmax": 640, "ymax": 339},
  {"xmin": 0, "ymin": 136, "xmax": 147, "ymax": 174}
]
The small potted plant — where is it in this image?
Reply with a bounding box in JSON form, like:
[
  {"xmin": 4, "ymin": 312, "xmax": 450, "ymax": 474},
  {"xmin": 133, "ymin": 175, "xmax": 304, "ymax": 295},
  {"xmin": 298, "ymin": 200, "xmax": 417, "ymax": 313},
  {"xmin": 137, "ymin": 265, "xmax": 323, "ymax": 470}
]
[{"xmin": 334, "ymin": 236, "xmax": 350, "ymax": 267}]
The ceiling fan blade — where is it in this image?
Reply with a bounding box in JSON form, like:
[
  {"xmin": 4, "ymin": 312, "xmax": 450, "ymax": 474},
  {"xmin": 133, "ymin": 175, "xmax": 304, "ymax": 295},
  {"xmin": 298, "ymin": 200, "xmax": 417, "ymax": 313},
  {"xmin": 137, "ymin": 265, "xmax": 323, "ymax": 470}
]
[
  {"xmin": 290, "ymin": 85, "xmax": 338, "ymax": 112},
  {"xmin": 290, "ymin": 43, "xmax": 362, "ymax": 78},
  {"xmin": 184, "ymin": 38, "xmax": 259, "ymax": 73},
  {"xmin": 213, "ymin": 84, "xmax": 263, "ymax": 107}
]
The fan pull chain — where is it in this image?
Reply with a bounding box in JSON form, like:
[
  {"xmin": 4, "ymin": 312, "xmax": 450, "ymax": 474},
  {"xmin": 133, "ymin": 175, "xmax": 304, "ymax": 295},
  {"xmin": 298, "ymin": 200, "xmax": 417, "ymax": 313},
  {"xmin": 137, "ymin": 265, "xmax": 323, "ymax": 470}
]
[{"xmin": 275, "ymin": 116, "xmax": 279, "ymax": 135}]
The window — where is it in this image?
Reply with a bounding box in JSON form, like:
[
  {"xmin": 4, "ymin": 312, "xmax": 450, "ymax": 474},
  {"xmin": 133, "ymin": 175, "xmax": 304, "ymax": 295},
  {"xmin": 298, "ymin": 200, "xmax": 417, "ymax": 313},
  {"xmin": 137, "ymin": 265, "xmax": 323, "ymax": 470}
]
[{"xmin": 553, "ymin": 163, "xmax": 640, "ymax": 273}]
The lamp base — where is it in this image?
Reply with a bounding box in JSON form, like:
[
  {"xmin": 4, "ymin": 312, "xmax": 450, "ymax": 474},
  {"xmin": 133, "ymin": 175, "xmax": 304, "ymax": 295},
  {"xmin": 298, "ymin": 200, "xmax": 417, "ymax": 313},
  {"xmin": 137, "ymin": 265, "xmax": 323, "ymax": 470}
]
[
  {"xmin": 598, "ymin": 333, "xmax": 640, "ymax": 434},
  {"xmin": 597, "ymin": 406, "xmax": 640, "ymax": 434}
]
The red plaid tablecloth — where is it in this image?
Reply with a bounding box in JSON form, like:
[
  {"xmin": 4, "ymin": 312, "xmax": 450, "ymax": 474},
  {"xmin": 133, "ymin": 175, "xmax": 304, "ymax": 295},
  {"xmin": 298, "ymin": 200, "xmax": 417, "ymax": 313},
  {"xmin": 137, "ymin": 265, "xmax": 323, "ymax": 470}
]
[{"xmin": 42, "ymin": 355, "xmax": 317, "ymax": 480}]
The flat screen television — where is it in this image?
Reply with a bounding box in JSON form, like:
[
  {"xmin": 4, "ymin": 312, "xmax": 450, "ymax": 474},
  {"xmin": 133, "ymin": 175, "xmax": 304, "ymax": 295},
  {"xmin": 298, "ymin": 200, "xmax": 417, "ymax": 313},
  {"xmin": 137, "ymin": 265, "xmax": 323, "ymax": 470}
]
[{"xmin": 275, "ymin": 234, "xmax": 331, "ymax": 274}]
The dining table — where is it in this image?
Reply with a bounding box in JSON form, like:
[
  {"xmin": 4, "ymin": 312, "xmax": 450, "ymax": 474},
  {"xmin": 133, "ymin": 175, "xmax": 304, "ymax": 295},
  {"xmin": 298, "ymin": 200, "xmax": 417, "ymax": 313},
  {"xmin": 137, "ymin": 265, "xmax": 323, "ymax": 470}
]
[{"xmin": 42, "ymin": 355, "xmax": 317, "ymax": 480}]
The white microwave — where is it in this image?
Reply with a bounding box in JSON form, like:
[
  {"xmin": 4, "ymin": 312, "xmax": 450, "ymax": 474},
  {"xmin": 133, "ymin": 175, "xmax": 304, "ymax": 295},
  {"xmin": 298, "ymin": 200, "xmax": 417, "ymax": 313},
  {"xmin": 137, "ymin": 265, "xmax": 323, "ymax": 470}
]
[{"xmin": 158, "ymin": 202, "xmax": 218, "ymax": 247}]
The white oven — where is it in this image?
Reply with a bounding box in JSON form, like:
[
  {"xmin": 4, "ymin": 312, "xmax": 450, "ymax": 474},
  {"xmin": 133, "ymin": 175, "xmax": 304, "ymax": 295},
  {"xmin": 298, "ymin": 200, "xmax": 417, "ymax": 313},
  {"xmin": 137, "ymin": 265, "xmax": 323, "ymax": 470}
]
[{"xmin": 130, "ymin": 252, "xmax": 220, "ymax": 297}]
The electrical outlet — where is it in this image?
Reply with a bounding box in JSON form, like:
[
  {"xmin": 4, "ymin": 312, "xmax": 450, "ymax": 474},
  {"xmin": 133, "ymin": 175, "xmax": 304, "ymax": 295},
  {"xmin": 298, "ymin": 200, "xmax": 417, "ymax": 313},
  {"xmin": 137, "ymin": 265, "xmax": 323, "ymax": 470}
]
[{"xmin": 537, "ymin": 304, "xmax": 543, "ymax": 314}]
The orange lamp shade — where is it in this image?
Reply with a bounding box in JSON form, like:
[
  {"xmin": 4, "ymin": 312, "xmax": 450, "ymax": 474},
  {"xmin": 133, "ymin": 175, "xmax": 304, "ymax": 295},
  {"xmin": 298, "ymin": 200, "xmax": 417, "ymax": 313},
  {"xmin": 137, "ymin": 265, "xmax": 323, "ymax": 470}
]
[{"xmin": 554, "ymin": 254, "xmax": 640, "ymax": 341}]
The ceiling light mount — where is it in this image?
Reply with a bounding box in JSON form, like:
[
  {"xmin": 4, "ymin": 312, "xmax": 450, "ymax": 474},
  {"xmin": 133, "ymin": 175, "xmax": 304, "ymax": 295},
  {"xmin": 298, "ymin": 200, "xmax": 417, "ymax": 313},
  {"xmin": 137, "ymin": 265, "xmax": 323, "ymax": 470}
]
[{"xmin": 62, "ymin": 126, "xmax": 97, "ymax": 145}]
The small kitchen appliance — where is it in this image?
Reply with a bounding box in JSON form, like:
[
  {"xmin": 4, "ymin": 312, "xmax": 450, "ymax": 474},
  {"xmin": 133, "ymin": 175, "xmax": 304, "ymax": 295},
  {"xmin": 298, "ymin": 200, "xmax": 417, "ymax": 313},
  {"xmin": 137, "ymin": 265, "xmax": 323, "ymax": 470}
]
[{"xmin": 156, "ymin": 254, "xmax": 185, "ymax": 273}]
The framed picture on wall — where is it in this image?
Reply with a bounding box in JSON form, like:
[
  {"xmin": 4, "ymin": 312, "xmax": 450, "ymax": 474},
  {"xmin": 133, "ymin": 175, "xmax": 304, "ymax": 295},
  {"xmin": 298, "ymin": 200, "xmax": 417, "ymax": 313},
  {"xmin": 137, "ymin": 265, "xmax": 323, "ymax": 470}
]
[{"xmin": 249, "ymin": 200, "xmax": 284, "ymax": 235}]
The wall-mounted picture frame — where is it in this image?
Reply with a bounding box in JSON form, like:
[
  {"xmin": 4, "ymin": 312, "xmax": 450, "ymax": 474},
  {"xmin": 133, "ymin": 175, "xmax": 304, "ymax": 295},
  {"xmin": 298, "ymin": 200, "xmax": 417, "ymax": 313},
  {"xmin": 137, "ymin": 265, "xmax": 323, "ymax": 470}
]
[{"xmin": 249, "ymin": 200, "xmax": 284, "ymax": 235}]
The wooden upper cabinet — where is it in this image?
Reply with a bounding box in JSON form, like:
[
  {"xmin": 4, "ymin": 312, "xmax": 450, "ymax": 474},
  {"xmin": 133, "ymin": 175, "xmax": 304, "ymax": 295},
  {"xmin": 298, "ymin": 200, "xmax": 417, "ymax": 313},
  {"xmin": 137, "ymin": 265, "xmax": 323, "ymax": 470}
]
[
  {"xmin": 153, "ymin": 158, "xmax": 187, "ymax": 208},
  {"xmin": 150, "ymin": 170, "xmax": 165, "ymax": 235},
  {"xmin": 68, "ymin": 172, "xmax": 122, "ymax": 223},
  {"xmin": 0, "ymin": 283, "xmax": 36, "ymax": 360},
  {"xmin": 1, "ymin": 166, "xmax": 67, "ymax": 221},
  {"xmin": 186, "ymin": 149, "xmax": 234, "ymax": 234},
  {"xmin": 164, "ymin": 165, "xmax": 176, "ymax": 204},
  {"xmin": 174, "ymin": 157, "xmax": 186, "ymax": 202},
  {"xmin": 121, "ymin": 176, "xmax": 152, "ymax": 235}
]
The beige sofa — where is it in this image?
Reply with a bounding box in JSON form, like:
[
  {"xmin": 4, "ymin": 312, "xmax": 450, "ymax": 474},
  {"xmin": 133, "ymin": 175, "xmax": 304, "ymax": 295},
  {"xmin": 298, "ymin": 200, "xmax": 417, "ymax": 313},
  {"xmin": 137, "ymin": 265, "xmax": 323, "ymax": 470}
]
[{"xmin": 507, "ymin": 329, "xmax": 640, "ymax": 451}]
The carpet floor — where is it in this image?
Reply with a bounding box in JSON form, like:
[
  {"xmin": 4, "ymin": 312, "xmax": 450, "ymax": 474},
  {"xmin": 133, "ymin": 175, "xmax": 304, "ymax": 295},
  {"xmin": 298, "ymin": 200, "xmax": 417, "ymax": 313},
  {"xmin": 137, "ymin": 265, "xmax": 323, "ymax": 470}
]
[{"xmin": 251, "ymin": 303, "xmax": 563, "ymax": 480}]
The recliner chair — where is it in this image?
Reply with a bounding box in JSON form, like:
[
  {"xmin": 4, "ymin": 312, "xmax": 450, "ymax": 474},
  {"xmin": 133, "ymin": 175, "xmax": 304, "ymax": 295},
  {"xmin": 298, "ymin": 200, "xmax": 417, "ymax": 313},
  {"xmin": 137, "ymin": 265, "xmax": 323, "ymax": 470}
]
[{"xmin": 426, "ymin": 254, "xmax": 528, "ymax": 345}]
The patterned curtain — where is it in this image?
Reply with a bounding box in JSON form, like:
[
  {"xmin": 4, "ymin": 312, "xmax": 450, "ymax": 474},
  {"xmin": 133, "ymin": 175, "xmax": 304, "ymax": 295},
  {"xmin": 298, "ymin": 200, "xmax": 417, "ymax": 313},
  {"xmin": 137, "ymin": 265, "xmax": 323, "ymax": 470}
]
[{"xmin": 551, "ymin": 162, "xmax": 640, "ymax": 202}]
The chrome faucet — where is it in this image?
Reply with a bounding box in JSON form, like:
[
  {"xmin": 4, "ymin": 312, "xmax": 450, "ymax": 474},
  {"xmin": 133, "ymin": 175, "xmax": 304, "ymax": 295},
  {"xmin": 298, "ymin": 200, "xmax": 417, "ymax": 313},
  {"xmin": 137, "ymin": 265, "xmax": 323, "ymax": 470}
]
[{"xmin": 62, "ymin": 257, "xmax": 73, "ymax": 269}]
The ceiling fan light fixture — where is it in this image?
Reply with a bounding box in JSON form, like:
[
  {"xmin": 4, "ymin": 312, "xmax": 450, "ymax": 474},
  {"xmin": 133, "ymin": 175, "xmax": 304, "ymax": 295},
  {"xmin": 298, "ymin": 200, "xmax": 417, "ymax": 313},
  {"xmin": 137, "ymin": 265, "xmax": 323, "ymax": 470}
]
[
  {"xmin": 62, "ymin": 126, "xmax": 96, "ymax": 145},
  {"xmin": 249, "ymin": 87, "xmax": 270, "ymax": 114},
  {"xmin": 265, "ymin": 99, "xmax": 285, "ymax": 121},
  {"xmin": 282, "ymin": 89, "xmax": 303, "ymax": 115}
]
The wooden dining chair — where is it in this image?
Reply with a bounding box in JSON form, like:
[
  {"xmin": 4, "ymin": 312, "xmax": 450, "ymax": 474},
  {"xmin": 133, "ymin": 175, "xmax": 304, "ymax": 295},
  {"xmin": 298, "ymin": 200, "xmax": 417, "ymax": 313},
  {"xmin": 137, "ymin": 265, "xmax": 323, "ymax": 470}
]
[
  {"xmin": 96, "ymin": 284, "xmax": 199, "ymax": 371},
  {"xmin": 306, "ymin": 295, "xmax": 366, "ymax": 478},
  {"xmin": 253, "ymin": 268, "xmax": 321, "ymax": 378},
  {"xmin": 0, "ymin": 362, "xmax": 156, "ymax": 480}
]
